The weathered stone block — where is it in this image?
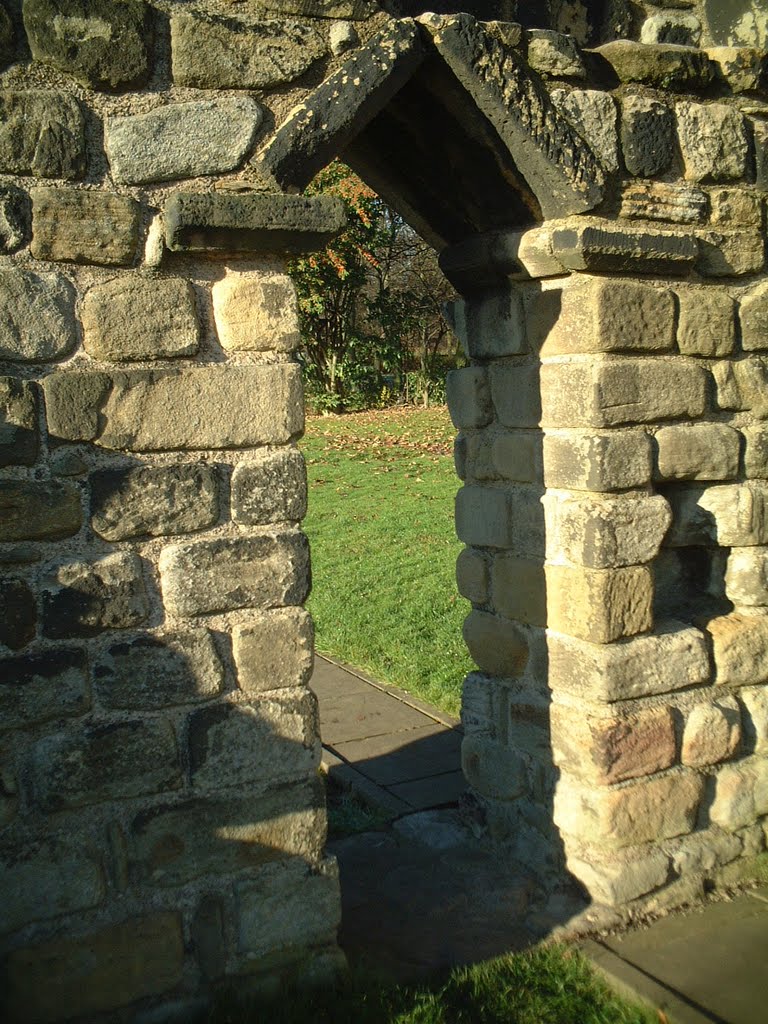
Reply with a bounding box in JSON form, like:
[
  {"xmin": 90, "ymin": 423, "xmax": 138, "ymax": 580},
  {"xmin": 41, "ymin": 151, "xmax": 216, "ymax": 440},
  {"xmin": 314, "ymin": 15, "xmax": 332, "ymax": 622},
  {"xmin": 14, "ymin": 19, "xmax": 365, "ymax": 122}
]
[
  {"xmin": 548, "ymin": 493, "xmax": 671, "ymax": 569},
  {"xmin": 445, "ymin": 285, "xmax": 526, "ymax": 360},
  {"xmin": 160, "ymin": 531, "xmax": 309, "ymax": 616},
  {"xmin": 42, "ymin": 552, "xmax": 149, "ymax": 639},
  {"xmin": 710, "ymin": 762, "xmax": 762, "ymax": 830},
  {"xmin": 490, "ymin": 555, "xmax": 546, "ymax": 626},
  {"xmin": 171, "ymin": 13, "xmax": 325, "ymax": 90},
  {"xmin": 566, "ymin": 848, "xmax": 670, "ymax": 906},
  {"xmin": 551, "ymin": 89, "xmax": 618, "ymax": 172},
  {"xmin": 551, "ymin": 222, "xmax": 696, "ymax": 275},
  {"xmin": 554, "ymin": 771, "xmax": 703, "ymax": 847},
  {"xmin": 130, "ymin": 780, "xmax": 324, "ymax": 887},
  {"xmin": 707, "ymin": 611, "xmax": 768, "ymax": 687},
  {"xmin": 665, "ymin": 484, "xmax": 768, "ymax": 547},
  {"xmin": 0, "ymin": 648, "xmax": 87, "ymax": 729},
  {"xmin": 43, "ymin": 364, "xmax": 303, "ymax": 450},
  {"xmin": 655, "ymin": 424, "xmax": 740, "ymax": 481},
  {"xmin": 446, "ymin": 367, "xmax": 492, "ymax": 429},
  {"xmin": 546, "ymin": 564, "xmax": 653, "ymax": 644},
  {"xmin": 712, "ymin": 357, "xmax": 768, "ymax": 412},
  {"xmin": 82, "ymin": 276, "xmax": 199, "ymax": 362},
  {"xmin": 0, "ymin": 579, "xmax": 36, "ymax": 650},
  {"xmin": 489, "ymin": 363, "xmax": 542, "ymax": 428},
  {"xmin": 462, "ymin": 610, "xmax": 529, "ymax": 677},
  {"xmin": 0, "ymin": 479, "xmax": 81, "ymax": 542},
  {"xmin": 31, "ymin": 187, "xmax": 140, "ymax": 266},
  {"xmin": 461, "ymin": 735, "xmax": 527, "ymax": 800},
  {"xmin": 0, "ymin": 6, "xmax": 13, "ymax": 67},
  {"xmin": 548, "ymin": 621, "xmax": 711, "ymax": 701},
  {"xmin": 0, "ymin": 377, "xmax": 37, "ymax": 466},
  {"xmin": 642, "ymin": 12, "xmax": 701, "ymax": 46},
  {"xmin": 4, "ymin": 913, "xmax": 183, "ymax": 1024},
  {"xmin": 330, "ymin": 21, "xmax": 359, "ymax": 55},
  {"xmin": 456, "ymin": 547, "xmax": 489, "ymax": 604},
  {"xmin": 232, "ymin": 449, "xmax": 307, "ymax": 525},
  {"xmin": 94, "ymin": 630, "xmax": 224, "ymax": 709},
  {"xmin": 753, "ymin": 118, "xmax": 768, "ymax": 193},
  {"xmin": 596, "ymin": 40, "xmax": 714, "ymax": 90},
  {"xmin": 739, "ymin": 281, "xmax": 768, "ymax": 352},
  {"xmin": 620, "ymin": 95, "xmax": 675, "ymax": 178},
  {"xmin": 744, "ymin": 426, "xmax": 768, "ymax": 479},
  {"xmin": 23, "ymin": 0, "xmax": 152, "ymax": 90},
  {"xmin": 542, "ymin": 430, "xmax": 652, "ymax": 491},
  {"xmin": 740, "ymin": 686, "xmax": 768, "ymax": 752},
  {"xmin": 0, "ymin": 267, "xmax": 77, "ymax": 363},
  {"xmin": 710, "ymin": 188, "xmax": 763, "ymax": 229},
  {"xmin": 233, "ymin": 608, "xmax": 314, "ymax": 694},
  {"xmin": 527, "ymin": 29, "xmax": 585, "ymax": 78},
  {"xmin": 709, "ymin": 47, "xmax": 767, "ymax": 92},
  {"xmin": 0, "ymin": 185, "xmax": 30, "ymax": 253},
  {"xmin": 188, "ymin": 693, "xmax": 318, "ymax": 791},
  {"xmin": 455, "ymin": 485, "xmax": 543, "ymax": 555},
  {"xmin": 28, "ymin": 718, "xmax": 181, "ymax": 812},
  {"xmin": 0, "ymin": 90, "xmax": 85, "ymax": 179},
  {"xmin": 677, "ymin": 102, "xmax": 748, "ymax": 182},
  {"xmin": 696, "ymin": 230, "xmax": 765, "ymax": 278},
  {"xmin": 676, "ymin": 287, "xmax": 736, "ymax": 357},
  {"xmin": 725, "ymin": 548, "xmax": 768, "ymax": 607},
  {"xmin": 212, "ymin": 269, "xmax": 299, "ymax": 353},
  {"xmin": 91, "ymin": 464, "xmax": 219, "ymax": 541},
  {"xmin": 106, "ymin": 98, "xmax": 263, "ymax": 184},
  {"xmin": 620, "ymin": 182, "xmax": 708, "ymax": 225},
  {"xmin": 682, "ymin": 697, "xmax": 741, "ymax": 767}
]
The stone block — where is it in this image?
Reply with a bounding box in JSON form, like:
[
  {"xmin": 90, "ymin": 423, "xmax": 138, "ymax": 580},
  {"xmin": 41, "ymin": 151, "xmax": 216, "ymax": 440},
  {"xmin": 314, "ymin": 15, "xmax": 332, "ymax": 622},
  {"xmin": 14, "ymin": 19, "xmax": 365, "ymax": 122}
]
[
  {"xmin": 708, "ymin": 46, "xmax": 767, "ymax": 92},
  {"xmin": 0, "ymin": 479, "xmax": 81, "ymax": 542},
  {"xmin": 540, "ymin": 358, "xmax": 707, "ymax": 428},
  {"xmin": 551, "ymin": 702, "xmax": 676, "ymax": 785},
  {"xmin": 456, "ymin": 547, "xmax": 489, "ymax": 604},
  {"xmin": 455, "ymin": 485, "xmax": 543, "ymax": 555},
  {"xmin": 212, "ymin": 269, "xmax": 299, "ymax": 353},
  {"xmin": 330, "ymin": 21, "xmax": 359, "ymax": 55},
  {"xmin": 42, "ymin": 552, "xmax": 149, "ymax": 639},
  {"xmin": 490, "ymin": 555, "xmax": 546, "ymax": 625},
  {"xmin": 0, "ymin": 648, "xmax": 87, "ymax": 729},
  {"xmin": 445, "ymin": 285, "xmax": 526, "ymax": 360},
  {"xmin": 0, "ymin": 579, "xmax": 36, "ymax": 650},
  {"xmin": 682, "ymin": 697, "xmax": 741, "ymax": 767},
  {"xmin": 550, "ymin": 89, "xmax": 618, "ymax": 172},
  {"xmin": 620, "ymin": 95, "xmax": 675, "ymax": 178},
  {"xmin": 739, "ymin": 281, "xmax": 768, "ymax": 352},
  {"xmin": 462, "ymin": 610, "xmax": 529, "ymax": 677},
  {"xmin": 551, "ymin": 222, "xmax": 696, "ymax": 276},
  {"xmin": 712, "ymin": 357, "xmax": 768, "ymax": 412},
  {"xmin": 130, "ymin": 780, "xmax": 324, "ymax": 887},
  {"xmin": 676, "ymin": 287, "xmax": 736, "ymax": 357},
  {"xmin": 82, "ymin": 276, "xmax": 199, "ymax": 362},
  {"xmin": 566, "ymin": 848, "xmax": 670, "ymax": 906},
  {"xmin": 461, "ymin": 735, "xmax": 527, "ymax": 800},
  {"xmin": 554, "ymin": 771, "xmax": 703, "ymax": 848},
  {"xmin": 753, "ymin": 118, "xmax": 768, "ymax": 192},
  {"xmin": 725, "ymin": 548, "xmax": 768, "ymax": 607},
  {"xmin": 107, "ymin": 98, "xmax": 263, "ymax": 184},
  {"xmin": 526, "ymin": 29, "xmax": 585, "ymax": 78},
  {"xmin": 710, "ymin": 188, "xmax": 763, "ymax": 229},
  {"xmin": 740, "ymin": 685, "xmax": 768, "ymax": 752},
  {"xmin": 710, "ymin": 762, "xmax": 762, "ymax": 830},
  {"xmin": 43, "ymin": 364, "xmax": 303, "ymax": 450},
  {"xmin": 548, "ymin": 493, "xmax": 671, "ymax": 568},
  {"xmin": 160, "ymin": 531, "xmax": 309, "ymax": 616},
  {"xmin": 548, "ymin": 621, "xmax": 711, "ymax": 701},
  {"xmin": 0, "ymin": 266, "xmax": 77, "ymax": 363},
  {"xmin": 0, "ymin": 377, "xmax": 38, "ymax": 466},
  {"xmin": 641, "ymin": 12, "xmax": 701, "ymax": 45},
  {"xmin": 620, "ymin": 182, "xmax": 708, "ymax": 225},
  {"xmin": 4, "ymin": 913, "xmax": 183, "ymax": 1024},
  {"xmin": 542, "ymin": 430, "xmax": 652, "ymax": 491},
  {"xmin": 490, "ymin": 431, "xmax": 541, "ymax": 483},
  {"xmin": 696, "ymin": 230, "xmax": 765, "ymax": 278},
  {"xmin": 744, "ymin": 426, "xmax": 768, "ymax": 478},
  {"xmin": 91, "ymin": 464, "xmax": 219, "ymax": 541},
  {"xmin": 28, "ymin": 718, "xmax": 181, "ymax": 812},
  {"xmin": 231, "ymin": 449, "xmax": 307, "ymax": 524},
  {"xmin": 545, "ymin": 564, "xmax": 653, "ymax": 644},
  {"xmin": 94, "ymin": 630, "xmax": 224, "ymax": 710},
  {"xmin": 677, "ymin": 101, "xmax": 748, "ymax": 182},
  {"xmin": 0, "ymin": 6, "xmax": 12, "ymax": 67},
  {"xmin": 670, "ymin": 829, "xmax": 742, "ymax": 877},
  {"xmin": 489, "ymin": 362, "xmax": 542, "ymax": 428},
  {"xmin": 23, "ymin": 0, "xmax": 152, "ymax": 90},
  {"xmin": 171, "ymin": 13, "xmax": 325, "ymax": 90},
  {"xmin": 595, "ymin": 40, "xmax": 714, "ymax": 90},
  {"xmin": 446, "ymin": 367, "xmax": 492, "ymax": 429},
  {"xmin": 31, "ymin": 187, "xmax": 140, "ymax": 266},
  {"xmin": 0, "ymin": 835, "xmax": 104, "ymax": 934},
  {"xmin": 0, "ymin": 184, "xmax": 30, "ymax": 253},
  {"xmin": 233, "ymin": 608, "xmax": 314, "ymax": 694},
  {"xmin": 0, "ymin": 90, "xmax": 85, "ymax": 179},
  {"xmin": 654, "ymin": 424, "xmax": 740, "ymax": 481},
  {"xmin": 706, "ymin": 611, "xmax": 768, "ymax": 687},
  {"xmin": 188, "ymin": 693, "xmax": 318, "ymax": 792},
  {"xmin": 665, "ymin": 484, "xmax": 768, "ymax": 547}
]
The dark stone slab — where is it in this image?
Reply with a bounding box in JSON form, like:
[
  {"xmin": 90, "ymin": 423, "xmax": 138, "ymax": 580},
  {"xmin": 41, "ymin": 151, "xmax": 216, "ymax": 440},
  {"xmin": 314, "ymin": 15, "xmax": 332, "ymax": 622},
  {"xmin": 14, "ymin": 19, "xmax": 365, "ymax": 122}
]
[
  {"xmin": 0, "ymin": 579, "xmax": 36, "ymax": 650},
  {"xmin": 0, "ymin": 377, "xmax": 38, "ymax": 467},
  {"xmin": 0, "ymin": 185, "xmax": 30, "ymax": 253},
  {"xmin": 0, "ymin": 90, "xmax": 85, "ymax": 179},
  {"xmin": 551, "ymin": 222, "xmax": 697, "ymax": 276},
  {"xmin": 42, "ymin": 552, "xmax": 149, "ymax": 639},
  {"xmin": 0, "ymin": 479, "xmax": 81, "ymax": 542},
  {"xmin": 621, "ymin": 96, "xmax": 675, "ymax": 179},
  {"xmin": 0, "ymin": 648, "xmax": 88, "ymax": 728},
  {"xmin": 31, "ymin": 187, "xmax": 140, "ymax": 267},
  {"xmin": 0, "ymin": 7, "xmax": 14, "ymax": 68}
]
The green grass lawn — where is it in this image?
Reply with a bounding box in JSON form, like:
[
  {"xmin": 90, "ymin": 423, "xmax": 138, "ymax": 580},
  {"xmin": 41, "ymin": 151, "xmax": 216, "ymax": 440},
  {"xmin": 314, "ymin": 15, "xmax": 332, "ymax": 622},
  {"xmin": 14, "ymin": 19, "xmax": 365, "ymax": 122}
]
[{"xmin": 300, "ymin": 405, "xmax": 471, "ymax": 717}]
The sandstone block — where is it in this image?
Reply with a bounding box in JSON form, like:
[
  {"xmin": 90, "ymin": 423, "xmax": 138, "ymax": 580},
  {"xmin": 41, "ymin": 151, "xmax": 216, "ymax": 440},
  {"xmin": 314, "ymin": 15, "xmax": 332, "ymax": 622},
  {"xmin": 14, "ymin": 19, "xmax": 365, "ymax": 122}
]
[
  {"xmin": 712, "ymin": 357, "xmax": 768, "ymax": 412},
  {"xmin": 5, "ymin": 913, "xmax": 183, "ymax": 1024},
  {"xmin": 455, "ymin": 485, "xmax": 544, "ymax": 555},
  {"xmin": 709, "ymin": 47, "xmax": 768, "ymax": 92},
  {"xmin": 490, "ymin": 555, "xmax": 546, "ymax": 626},
  {"xmin": 171, "ymin": 13, "xmax": 325, "ymax": 90},
  {"xmin": 710, "ymin": 762, "xmax": 762, "ymax": 830},
  {"xmin": 456, "ymin": 547, "xmax": 489, "ymax": 604},
  {"xmin": 546, "ymin": 564, "xmax": 653, "ymax": 644},
  {"xmin": 739, "ymin": 281, "xmax": 768, "ymax": 352},
  {"xmin": 551, "ymin": 222, "xmax": 696, "ymax": 276},
  {"xmin": 596, "ymin": 40, "xmax": 714, "ymax": 90},
  {"xmin": 212, "ymin": 269, "xmax": 299, "ymax": 353},
  {"xmin": 233, "ymin": 608, "xmax": 314, "ymax": 694},
  {"xmin": 28, "ymin": 718, "xmax": 181, "ymax": 812},
  {"xmin": 707, "ymin": 611, "xmax": 768, "ymax": 687},
  {"xmin": 527, "ymin": 29, "xmax": 585, "ymax": 78},
  {"xmin": 744, "ymin": 426, "xmax": 768, "ymax": 479},
  {"xmin": 31, "ymin": 187, "xmax": 140, "ymax": 266},
  {"xmin": 753, "ymin": 118, "xmax": 768, "ymax": 192},
  {"xmin": 91, "ymin": 464, "xmax": 219, "ymax": 541},
  {"xmin": 665, "ymin": 484, "xmax": 768, "ymax": 547},
  {"xmin": 710, "ymin": 189, "xmax": 763, "ymax": 229},
  {"xmin": 677, "ymin": 101, "xmax": 748, "ymax": 182},
  {"xmin": 620, "ymin": 95, "xmax": 675, "ymax": 178},
  {"xmin": 740, "ymin": 686, "xmax": 768, "ymax": 752},
  {"xmin": 188, "ymin": 692, "xmax": 318, "ymax": 791},
  {"xmin": 542, "ymin": 430, "xmax": 652, "ymax": 491},
  {"xmin": 655, "ymin": 424, "xmax": 740, "ymax": 481},
  {"xmin": 446, "ymin": 367, "xmax": 492, "ymax": 429},
  {"xmin": 23, "ymin": 0, "xmax": 152, "ymax": 90},
  {"xmin": 82, "ymin": 276, "xmax": 199, "ymax": 362},
  {"xmin": 107, "ymin": 98, "xmax": 263, "ymax": 184},
  {"xmin": 551, "ymin": 89, "xmax": 618, "ymax": 172},
  {"xmin": 641, "ymin": 12, "xmax": 701, "ymax": 45},
  {"xmin": 554, "ymin": 771, "xmax": 703, "ymax": 848},
  {"xmin": 491, "ymin": 431, "xmax": 541, "ymax": 483},
  {"xmin": 445, "ymin": 285, "xmax": 526, "ymax": 360},
  {"xmin": 682, "ymin": 697, "xmax": 741, "ymax": 767},
  {"xmin": 676, "ymin": 287, "xmax": 736, "ymax": 357},
  {"xmin": 0, "ymin": 266, "xmax": 76, "ymax": 363},
  {"xmin": 725, "ymin": 548, "xmax": 768, "ymax": 607},
  {"xmin": 0, "ymin": 579, "xmax": 36, "ymax": 650},
  {"xmin": 620, "ymin": 182, "xmax": 708, "ymax": 225},
  {"xmin": 462, "ymin": 610, "xmax": 529, "ymax": 677},
  {"xmin": 160, "ymin": 531, "xmax": 309, "ymax": 616},
  {"xmin": 232, "ymin": 449, "xmax": 307, "ymax": 525},
  {"xmin": 94, "ymin": 630, "xmax": 224, "ymax": 710},
  {"xmin": 670, "ymin": 829, "xmax": 742, "ymax": 877},
  {"xmin": 549, "ymin": 493, "xmax": 671, "ymax": 569},
  {"xmin": 0, "ymin": 377, "xmax": 38, "ymax": 466},
  {"xmin": 42, "ymin": 552, "xmax": 149, "ymax": 639},
  {"xmin": 696, "ymin": 230, "xmax": 765, "ymax": 278},
  {"xmin": 489, "ymin": 363, "xmax": 542, "ymax": 428},
  {"xmin": 0, "ymin": 184, "xmax": 30, "ymax": 253},
  {"xmin": 330, "ymin": 21, "xmax": 359, "ymax": 55},
  {"xmin": 0, "ymin": 479, "xmax": 81, "ymax": 542},
  {"xmin": 461, "ymin": 735, "xmax": 527, "ymax": 800},
  {"xmin": 566, "ymin": 848, "xmax": 670, "ymax": 906},
  {"xmin": 43, "ymin": 364, "xmax": 303, "ymax": 450},
  {"xmin": 0, "ymin": 90, "xmax": 85, "ymax": 179},
  {"xmin": 0, "ymin": 648, "xmax": 87, "ymax": 729}
]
